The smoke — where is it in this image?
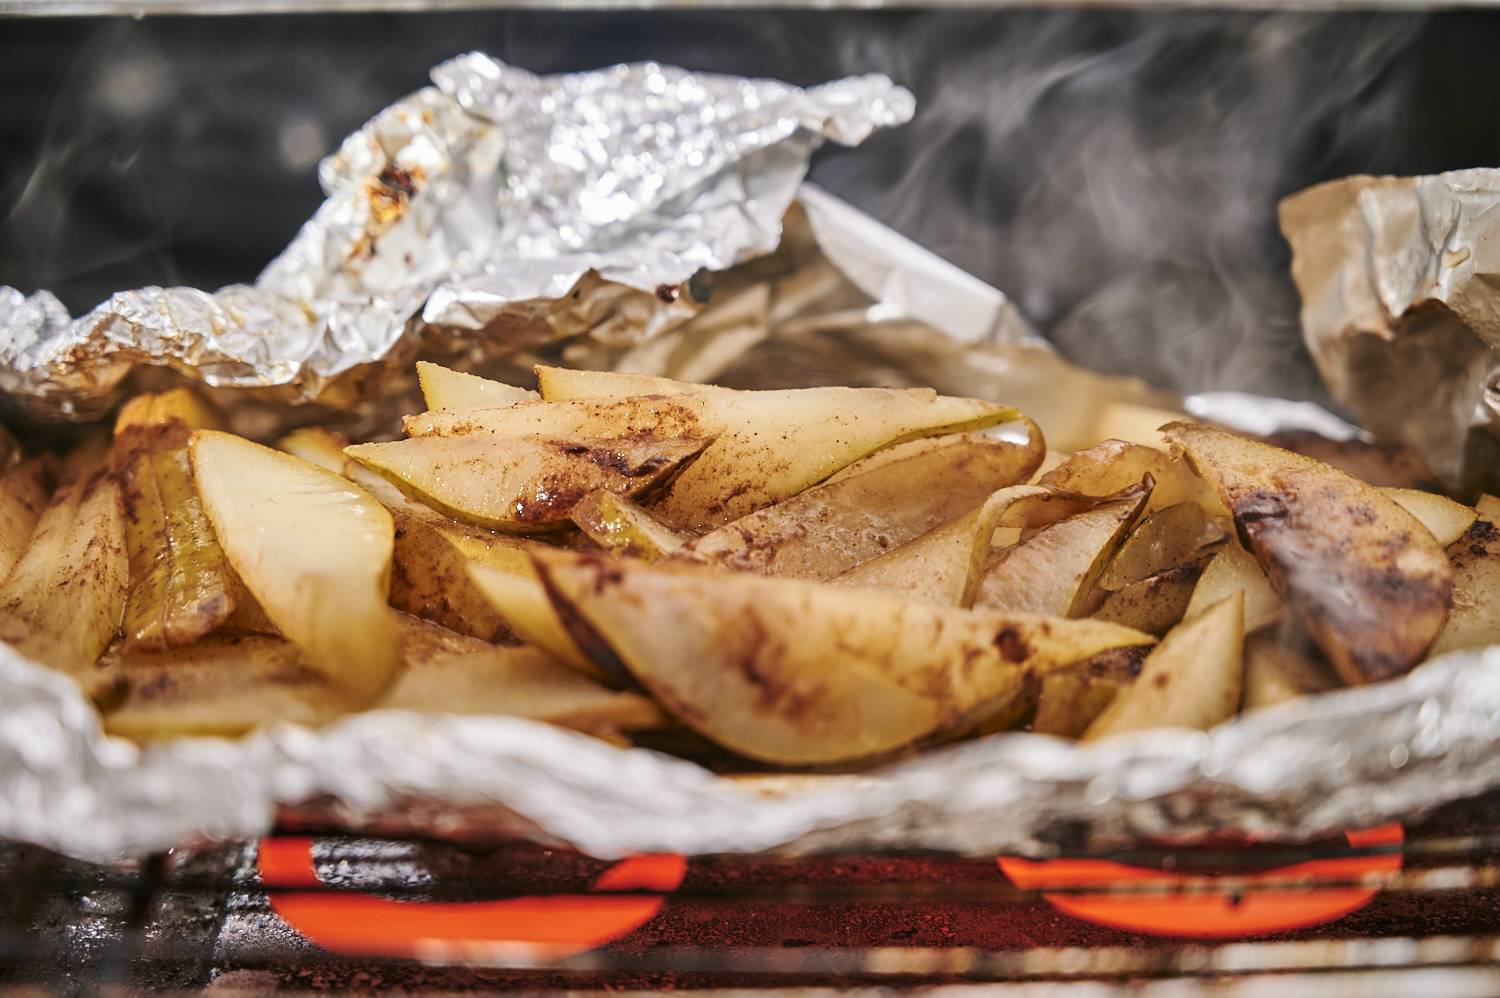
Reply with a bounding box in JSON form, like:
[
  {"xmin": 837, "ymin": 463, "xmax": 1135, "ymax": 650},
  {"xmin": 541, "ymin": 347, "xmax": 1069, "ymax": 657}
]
[
  {"xmin": 0, "ymin": 10, "xmax": 1453, "ymax": 408},
  {"xmin": 809, "ymin": 11, "xmax": 1427, "ymax": 406}
]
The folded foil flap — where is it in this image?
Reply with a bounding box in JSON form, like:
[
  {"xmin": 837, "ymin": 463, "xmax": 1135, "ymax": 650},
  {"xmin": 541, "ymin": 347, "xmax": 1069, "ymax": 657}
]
[{"xmin": 1280, "ymin": 170, "xmax": 1500, "ymax": 490}]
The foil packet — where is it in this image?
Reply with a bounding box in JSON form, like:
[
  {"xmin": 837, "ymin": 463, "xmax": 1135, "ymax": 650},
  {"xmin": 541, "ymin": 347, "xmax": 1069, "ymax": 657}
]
[
  {"xmin": 3, "ymin": 55, "xmax": 1500, "ymax": 864},
  {"xmin": 1280, "ymin": 169, "xmax": 1500, "ymax": 493}
]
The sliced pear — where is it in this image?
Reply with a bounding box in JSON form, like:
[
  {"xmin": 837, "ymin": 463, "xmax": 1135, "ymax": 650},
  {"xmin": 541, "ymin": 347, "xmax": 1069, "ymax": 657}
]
[
  {"xmin": 1083, "ymin": 593, "xmax": 1245, "ymax": 740},
  {"xmin": 1184, "ymin": 542, "xmax": 1283, "ymax": 633},
  {"xmin": 570, "ymin": 490, "xmax": 687, "ymax": 561},
  {"xmin": 345, "ymin": 434, "xmax": 711, "ymax": 532},
  {"xmin": 0, "ymin": 448, "xmax": 127, "ymax": 681},
  {"xmin": 833, "ymin": 486, "xmax": 1047, "ymax": 607},
  {"xmin": 1428, "ymin": 519, "xmax": 1500, "ymax": 658},
  {"xmin": 1378, "ymin": 487, "xmax": 1477, "ymax": 547},
  {"xmin": 276, "ymin": 426, "xmax": 352, "ymax": 475},
  {"xmin": 460, "ymin": 542, "xmax": 600, "ymax": 679},
  {"xmin": 1032, "ymin": 646, "xmax": 1146, "ymax": 738},
  {"xmin": 1039, "ymin": 439, "xmax": 1224, "ymax": 519},
  {"xmin": 387, "ymin": 506, "xmax": 525, "ymax": 643},
  {"xmin": 0, "ymin": 458, "xmax": 49, "ymax": 585},
  {"xmin": 530, "ymin": 551, "xmax": 1152, "ymax": 765},
  {"xmin": 192, "ymin": 430, "xmax": 399, "ymax": 701},
  {"xmin": 1477, "ymin": 494, "xmax": 1500, "ymax": 523},
  {"xmin": 532, "ymin": 366, "xmax": 1019, "ymax": 530},
  {"xmin": 1241, "ymin": 634, "xmax": 1340, "ymax": 712},
  {"xmin": 535, "ymin": 366, "xmax": 712, "ymax": 400},
  {"xmin": 1090, "ymin": 558, "xmax": 1207, "ymax": 637},
  {"xmin": 113, "ymin": 391, "xmax": 239, "ymax": 652},
  {"xmin": 403, "ymin": 393, "xmax": 707, "ymax": 440},
  {"xmin": 823, "ymin": 428, "xmax": 1031, "ymax": 485},
  {"xmin": 96, "ymin": 634, "xmax": 347, "ymax": 738},
  {"xmin": 1096, "ymin": 501, "xmax": 1225, "ymax": 591},
  {"xmin": 1164, "ymin": 422, "xmax": 1451, "ymax": 686},
  {"xmin": 976, "ymin": 486, "xmax": 1150, "ymax": 617},
  {"xmin": 382, "ymin": 613, "xmax": 664, "ymax": 737},
  {"xmin": 417, "ymin": 361, "xmax": 538, "ymax": 411},
  {"xmin": 683, "ymin": 434, "xmax": 1044, "ymax": 580}
]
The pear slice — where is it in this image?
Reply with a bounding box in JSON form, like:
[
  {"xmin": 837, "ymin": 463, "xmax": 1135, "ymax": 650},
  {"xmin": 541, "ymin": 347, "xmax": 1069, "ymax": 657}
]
[
  {"xmin": 535, "ymin": 366, "xmax": 711, "ymax": 400},
  {"xmin": 530, "ymin": 551, "xmax": 1152, "ymax": 765},
  {"xmin": 833, "ymin": 486, "xmax": 1047, "ymax": 607},
  {"xmin": 1378, "ymin": 487, "xmax": 1477, "ymax": 547},
  {"xmin": 1032, "ymin": 646, "xmax": 1146, "ymax": 738},
  {"xmin": 276, "ymin": 426, "xmax": 353, "ymax": 474},
  {"xmin": 570, "ymin": 491, "xmax": 687, "ymax": 561},
  {"xmin": 1082, "ymin": 593, "xmax": 1245, "ymax": 740},
  {"xmin": 0, "ymin": 458, "xmax": 49, "ymax": 585},
  {"xmin": 1090, "ymin": 557, "xmax": 1208, "ymax": 636},
  {"xmin": 682, "ymin": 433, "xmax": 1045, "ymax": 580},
  {"xmin": 0, "ymin": 444, "xmax": 127, "ymax": 681},
  {"xmin": 1427, "ymin": 519, "xmax": 1500, "ymax": 658},
  {"xmin": 1164, "ymin": 422, "xmax": 1452, "ymax": 685},
  {"xmin": 531, "ymin": 366, "xmax": 1020, "ymax": 530},
  {"xmin": 460, "ymin": 541, "xmax": 600, "ymax": 678},
  {"xmin": 1184, "ymin": 542, "xmax": 1283, "ymax": 633},
  {"xmin": 417, "ymin": 361, "xmax": 538, "ymax": 411},
  {"xmin": 1096, "ymin": 501, "xmax": 1225, "ymax": 591},
  {"xmin": 1241, "ymin": 634, "xmax": 1340, "ymax": 712},
  {"xmin": 1039, "ymin": 439, "xmax": 1225, "ymax": 519},
  {"xmin": 192, "ymin": 430, "xmax": 399, "ymax": 701},
  {"xmin": 346, "ymin": 434, "xmax": 711, "ymax": 532},
  {"xmin": 976, "ymin": 485, "xmax": 1150, "ymax": 617},
  {"xmin": 1477, "ymin": 494, "xmax": 1500, "ymax": 523},
  {"xmin": 113, "ymin": 389, "xmax": 240, "ymax": 652}
]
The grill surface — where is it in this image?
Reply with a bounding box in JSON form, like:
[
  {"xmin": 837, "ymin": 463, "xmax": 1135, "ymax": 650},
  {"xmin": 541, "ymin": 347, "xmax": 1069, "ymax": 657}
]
[{"xmin": 4, "ymin": 788, "xmax": 1500, "ymax": 992}]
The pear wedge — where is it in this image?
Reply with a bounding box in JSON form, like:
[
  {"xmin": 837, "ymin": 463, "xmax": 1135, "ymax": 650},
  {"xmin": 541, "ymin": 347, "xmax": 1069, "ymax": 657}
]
[
  {"xmin": 530, "ymin": 551, "xmax": 1152, "ymax": 765},
  {"xmin": 976, "ymin": 485, "xmax": 1150, "ymax": 617},
  {"xmin": 345, "ymin": 434, "xmax": 711, "ymax": 532},
  {"xmin": 460, "ymin": 542, "xmax": 600, "ymax": 678},
  {"xmin": 1039, "ymin": 439, "xmax": 1224, "ymax": 519},
  {"xmin": 1082, "ymin": 593, "xmax": 1245, "ymax": 740},
  {"xmin": 570, "ymin": 491, "xmax": 687, "ymax": 561},
  {"xmin": 1164, "ymin": 422, "xmax": 1451, "ymax": 685},
  {"xmin": 0, "ymin": 445, "xmax": 127, "ymax": 681},
  {"xmin": 1032, "ymin": 646, "xmax": 1146, "ymax": 738},
  {"xmin": 1378, "ymin": 487, "xmax": 1477, "ymax": 547},
  {"xmin": 113, "ymin": 390, "xmax": 240, "ymax": 651},
  {"xmin": 531, "ymin": 366, "xmax": 1020, "ymax": 530},
  {"xmin": 682, "ymin": 433, "xmax": 1045, "ymax": 580},
  {"xmin": 417, "ymin": 361, "xmax": 538, "ymax": 410},
  {"xmin": 0, "ymin": 459, "xmax": 49, "ymax": 585},
  {"xmin": 1096, "ymin": 501, "xmax": 1225, "ymax": 591},
  {"xmin": 276, "ymin": 426, "xmax": 353, "ymax": 475},
  {"xmin": 1090, "ymin": 558, "xmax": 1207, "ymax": 637},
  {"xmin": 403, "ymin": 393, "xmax": 706, "ymax": 440},
  {"xmin": 1427, "ymin": 519, "xmax": 1500, "ymax": 658},
  {"xmin": 1477, "ymin": 494, "xmax": 1500, "ymax": 522},
  {"xmin": 1184, "ymin": 542, "xmax": 1283, "ymax": 633},
  {"xmin": 192, "ymin": 430, "xmax": 399, "ymax": 701},
  {"xmin": 1241, "ymin": 634, "xmax": 1340, "ymax": 712},
  {"xmin": 833, "ymin": 486, "xmax": 1048, "ymax": 606}
]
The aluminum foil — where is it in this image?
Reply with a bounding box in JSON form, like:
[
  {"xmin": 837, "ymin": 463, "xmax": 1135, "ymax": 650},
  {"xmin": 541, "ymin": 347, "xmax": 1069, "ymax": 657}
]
[
  {"xmin": 0, "ymin": 53, "xmax": 914, "ymax": 423},
  {"xmin": 4, "ymin": 55, "xmax": 1500, "ymax": 865},
  {"xmin": 1279, "ymin": 170, "xmax": 1500, "ymax": 492}
]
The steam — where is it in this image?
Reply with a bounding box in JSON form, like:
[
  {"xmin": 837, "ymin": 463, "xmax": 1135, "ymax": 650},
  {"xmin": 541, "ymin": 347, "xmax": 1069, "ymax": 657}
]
[{"xmin": 810, "ymin": 11, "xmax": 1425, "ymax": 406}]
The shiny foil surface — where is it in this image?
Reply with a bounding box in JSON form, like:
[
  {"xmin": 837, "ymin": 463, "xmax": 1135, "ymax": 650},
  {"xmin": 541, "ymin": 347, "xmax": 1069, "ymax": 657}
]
[{"xmin": 3, "ymin": 55, "xmax": 1500, "ymax": 865}]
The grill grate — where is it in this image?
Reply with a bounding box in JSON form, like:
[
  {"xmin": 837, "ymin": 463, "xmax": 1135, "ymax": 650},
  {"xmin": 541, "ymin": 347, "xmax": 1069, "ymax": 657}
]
[{"xmin": 4, "ymin": 789, "xmax": 1500, "ymax": 992}]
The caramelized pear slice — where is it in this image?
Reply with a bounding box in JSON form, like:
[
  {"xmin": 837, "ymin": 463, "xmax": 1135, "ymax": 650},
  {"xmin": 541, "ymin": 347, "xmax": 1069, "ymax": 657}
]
[
  {"xmin": 976, "ymin": 485, "xmax": 1149, "ymax": 617},
  {"xmin": 193, "ymin": 430, "xmax": 399, "ymax": 701},
  {"xmin": 683, "ymin": 433, "xmax": 1044, "ymax": 580},
  {"xmin": 833, "ymin": 486, "xmax": 1047, "ymax": 607},
  {"xmin": 532, "ymin": 366, "xmax": 1019, "ymax": 530},
  {"xmin": 1378, "ymin": 487, "xmax": 1477, "ymax": 547},
  {"xmin": 1032, "ymin": 646, "xmax": 1146, "ymax": 738},
  {"xmin": 1096, "ymin": 501, "xmax": 1224, "ymax": 591},
  {"xmin": 1428, "ymin": 519, "xmax": 1500, "ymax": 658},
  {"xmin": 1083, "ymin": 593, "xmax": 1244, "ymax": 740},
  {"xmin": 1184, "ymin": 542, "xmax": 1283, "ymax": 633},
  {"xmin": 417, "ymin": 361, "xmax": 537, "ymax": 410},
  {"xmin": 346, "ymin": 434, "xmax": 710, "ymax": 532},
  {"xmin": 1039, "ymin": 439, "xmax": 1224, "ymax": 518},
  {"xmin": 113, "ymin": 389, "xmax": 238, "ymax": 651},
  {"xmin": 459, "ymin": 538, "xmax": 599, "ymax": 678},
  {"xmin": 1164, "ymin": 422, "xmax": 1451, "ymax": 685},
  {"xmin": 0, "ymin": 443, "xmax": 127, "ymax": 681},
  {"xmin": 570, "ymin": 491, "xmax": 687, "ymax": 561},
  {"xmin": 1089, "ymin": 558, "xmax": 1207, "ymax": 637},
  {"xmin": 531, "ymin": 551, "xmax": 1152, "ymax": 765},
  {"xmin": 276, "ymin": 426, "xmax": 352, "ymax": 474},
  {"xmin": 0, "ymin": 459, "xmax": 49, "ymax": 585},
  {"xmin": 1241, "ymin": 634, "xmax": 1340, "ymax": 712}
]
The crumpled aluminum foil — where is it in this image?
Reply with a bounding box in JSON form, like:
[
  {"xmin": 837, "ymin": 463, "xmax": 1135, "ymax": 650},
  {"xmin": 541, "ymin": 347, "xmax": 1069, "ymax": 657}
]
[
  {"xmin": 1279, "ymin": 169, "xmax": 1500, "ymax": 492},
  {"xmin": 4, "ymin": 54, "xmax": 1500, "ymax": 865},
  {"xmin": 0, "ymin": 52, "xmax": 914, "ymax": 423}
]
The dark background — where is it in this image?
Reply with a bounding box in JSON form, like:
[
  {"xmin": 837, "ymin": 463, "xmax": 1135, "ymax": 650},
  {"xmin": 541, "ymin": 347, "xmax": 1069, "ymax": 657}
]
[{"xmin": 3, "ymin": 10, "xmax": 1499, "ymax": 403}]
